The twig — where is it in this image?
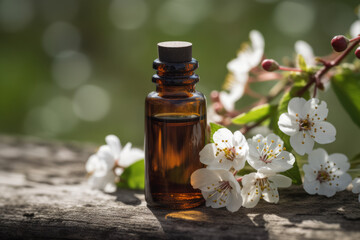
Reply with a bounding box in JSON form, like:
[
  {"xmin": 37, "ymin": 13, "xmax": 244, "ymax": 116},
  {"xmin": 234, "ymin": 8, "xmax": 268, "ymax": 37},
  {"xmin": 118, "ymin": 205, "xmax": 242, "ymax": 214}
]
[
  {"xmin": 240, "ymin": 114, "xmax": 270, "ymax": 134},
  {"xmin": 297, "ymin": 38, "xmax": 360, "ymax": 97}
]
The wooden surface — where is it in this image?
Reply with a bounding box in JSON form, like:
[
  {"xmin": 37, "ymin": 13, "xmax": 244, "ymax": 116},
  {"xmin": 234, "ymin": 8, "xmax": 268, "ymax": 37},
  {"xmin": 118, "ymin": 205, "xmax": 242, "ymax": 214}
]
[{"xmin": 0, "ymin": 135, "xmax": 360, "ymax": 240}]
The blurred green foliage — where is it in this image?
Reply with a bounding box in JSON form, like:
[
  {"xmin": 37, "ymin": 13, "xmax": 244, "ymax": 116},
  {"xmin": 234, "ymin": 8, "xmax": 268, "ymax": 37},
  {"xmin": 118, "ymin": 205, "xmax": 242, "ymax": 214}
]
[{"xmin": 0, "ymin": 0, "xmax": 360, "ymax": 159}]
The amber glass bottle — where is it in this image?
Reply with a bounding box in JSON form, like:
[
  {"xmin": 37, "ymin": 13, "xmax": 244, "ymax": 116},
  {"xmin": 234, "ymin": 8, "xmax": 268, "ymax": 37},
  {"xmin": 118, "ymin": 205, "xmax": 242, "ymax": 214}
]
[{"xmin": 145, "ymin": 41, "xmax": 206, "ymax": 209}]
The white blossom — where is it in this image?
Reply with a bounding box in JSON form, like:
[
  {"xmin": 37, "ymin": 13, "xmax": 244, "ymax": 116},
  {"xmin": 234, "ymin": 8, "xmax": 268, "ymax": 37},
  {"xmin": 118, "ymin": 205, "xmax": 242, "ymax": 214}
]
[
  {"xmin": 295, "ymin": 40, "xmax": 316, "ymax": 67},
  {"xmin": 350, "ymin": 20, "xmax": 360, "ymax": 39},
  {"xmin": 199, "ymin": 128, "xmax": 249, "ymax": 171},
  {"xmin": 219, "ymin": 30, "xmax": 264, "ymax": 112},
  {"xmin": 191, "ymin": 168, "xmax": 242, "ymax": 212},
  {"xmin": 352, "ymin": 178, "xmax": 360, "ymax": 202},
  {"xmin": 207, "ymin": 105, "xmax": 223, "ymax": 124},
  {"xmin": 278, "ymin": 97, "xmax": 336, "ymax": 155},
  {"xmin": 295, "ymin": 40, "xmax": 330, "ymax": 90},
  {"xmin": 303, "ymin": 148, "xmax": 352, "ymax": 197},
  {"xmin": 241, "ymin": 168, "xmax": 292, "ymax": 208},
  {"xmin": 86, "ymin": 135, "xmax": 144, "ymax": 192},
  {"xmin": 247, "ymin": 133, "xmax": 295, "ymax": 173}
]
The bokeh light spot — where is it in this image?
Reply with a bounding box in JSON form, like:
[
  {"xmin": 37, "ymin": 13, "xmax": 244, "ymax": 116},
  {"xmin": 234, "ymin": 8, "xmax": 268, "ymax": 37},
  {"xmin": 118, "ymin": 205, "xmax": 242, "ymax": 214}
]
[
  {"xmin": 156, "ymin": 0, "xmax": 211, "ymax": 36},
  {"xmin": 42, "ymin": 22, "xmax": 81, "ymax": 57},
  {"xmin": 0, "ymin": 0, "xmax": 34, "ymax": 32},
  {"xmin": 24, "ymin": 96, "xmax": 78, "ymax": 137},
  {"xmin": 73, "ymin": 85, "xmax": 111, "ymax": 122},
  {"xmin": 52, "ymin": 51, "xmax": 92, "ymax": 90},
  {"xmin": 273, "ymin": 1, "xmax": 315, "ymax": 36},
  {"xmin": 109, "ymin": 0, "xmax": 148, "ymax": 30}
]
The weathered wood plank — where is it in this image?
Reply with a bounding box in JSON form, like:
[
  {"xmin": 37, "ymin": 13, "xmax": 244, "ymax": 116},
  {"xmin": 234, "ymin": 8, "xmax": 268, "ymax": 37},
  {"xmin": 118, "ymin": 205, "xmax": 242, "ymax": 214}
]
[{"xmin": 0, "ymin": 135, "xmax": 359, "ymax": 240}]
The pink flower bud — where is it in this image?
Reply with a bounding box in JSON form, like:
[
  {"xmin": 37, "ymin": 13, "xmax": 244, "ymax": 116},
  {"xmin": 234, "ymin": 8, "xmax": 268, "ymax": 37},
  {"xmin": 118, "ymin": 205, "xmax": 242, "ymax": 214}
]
[
  {"xmin": 210, "ymin": 90, "xmax": 220, "ymax": 102},
  {"xmin": 261, "ymin": 59, "xmax": 279, "ymax": 72},
  {"xmin": 355, "ymin": 47, "xmax": 360, "ymax": 59},
  {"xmin": 331, "ymin": 35, "xmax": 349, "ymax": 52},
  {"xmin": 213, "ymin": 102, "xmax": 223, "ymax": 113}
]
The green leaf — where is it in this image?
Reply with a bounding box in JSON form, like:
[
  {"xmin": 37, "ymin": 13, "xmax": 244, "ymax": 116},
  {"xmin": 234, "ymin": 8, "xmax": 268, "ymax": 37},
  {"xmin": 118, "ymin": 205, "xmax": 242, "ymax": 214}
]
[
  {"xmin": 232, "ymin": 104, "xmax": 272, "ymax": 125},
  {"xmin": 297, "ymin": 54, "xmax": 307, "ymax": 71},
  {"xmin": 331, "ymin": 71, "xmax": 360, "ymax": 128},
  {"xmin": 209, "ymin": 122, "xmax": 225, "ymax": 143},
  {"xmin": 237, "ymin": 162, "xmax": 256, "ymax": 176},
  {"xmin": 117, "ymin": 160, "xmax": 144, "ymax": 189},
  {"xmin": 269, "ymin": 83, "xmax": 310, "ymax": 185}
]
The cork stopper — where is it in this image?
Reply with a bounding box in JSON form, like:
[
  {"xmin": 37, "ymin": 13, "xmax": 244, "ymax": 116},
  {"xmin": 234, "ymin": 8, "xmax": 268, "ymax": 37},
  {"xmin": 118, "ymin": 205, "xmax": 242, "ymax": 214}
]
[{"xmin": 157, "ymin": 41, "xmax": 192, "ymax": 63}]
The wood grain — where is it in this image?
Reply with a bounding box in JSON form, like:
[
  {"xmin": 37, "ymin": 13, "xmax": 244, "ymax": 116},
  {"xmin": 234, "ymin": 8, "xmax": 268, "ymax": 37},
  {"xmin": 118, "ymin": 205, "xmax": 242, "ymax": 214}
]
[{"xmin": 0, "ymin": 135, "xmax": 359, "ymax": 240}]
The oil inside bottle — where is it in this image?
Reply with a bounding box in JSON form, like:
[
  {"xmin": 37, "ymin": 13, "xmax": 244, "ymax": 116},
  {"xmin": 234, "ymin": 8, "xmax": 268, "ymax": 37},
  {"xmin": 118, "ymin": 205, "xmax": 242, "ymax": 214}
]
[{"xmin": 145, "ymin": 113, "xmax": 205, "ymax": 209}]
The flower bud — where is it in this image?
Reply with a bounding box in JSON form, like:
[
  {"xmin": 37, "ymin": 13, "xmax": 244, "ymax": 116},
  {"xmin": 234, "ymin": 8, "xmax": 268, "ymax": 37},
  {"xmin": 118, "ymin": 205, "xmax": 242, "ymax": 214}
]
[
  {"xmin": 213, "ymin": 102, "xmax": 223, "ymax": 114},
  {"xmin": 355, "ymin": 47, "xmax": 360, "ymax": 59},
  {"xmin": 331, "ymin": 35, "xmax": 349, "ymax": 52},
  {"xmin": 210, "ymin": 90, "xmax": 220, "ymax": 102},
  {"xmin": 261, "ymin": 59, "xmax": 279, "ymax": 72}
]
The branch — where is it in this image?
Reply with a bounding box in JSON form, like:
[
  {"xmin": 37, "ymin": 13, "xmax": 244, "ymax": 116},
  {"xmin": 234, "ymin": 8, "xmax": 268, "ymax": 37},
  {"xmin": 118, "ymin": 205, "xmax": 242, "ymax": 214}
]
[{"xmin": 297, "ymin": 38, "xmax": 360, "ymax": 97}]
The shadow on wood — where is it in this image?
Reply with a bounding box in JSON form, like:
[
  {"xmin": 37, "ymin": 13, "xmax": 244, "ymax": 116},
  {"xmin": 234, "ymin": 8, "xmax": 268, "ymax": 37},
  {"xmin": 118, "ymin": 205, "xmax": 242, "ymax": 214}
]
[{"xmin": 0, "ymin": 135, "xmax": 359, "ymax": 239}]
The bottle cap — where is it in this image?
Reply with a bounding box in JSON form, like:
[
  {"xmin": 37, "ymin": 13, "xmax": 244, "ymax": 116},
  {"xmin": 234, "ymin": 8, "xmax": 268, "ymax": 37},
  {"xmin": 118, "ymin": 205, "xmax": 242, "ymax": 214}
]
[{"xmin": 157, "ymin": 41, "xmax": 192, "ymax": 63}]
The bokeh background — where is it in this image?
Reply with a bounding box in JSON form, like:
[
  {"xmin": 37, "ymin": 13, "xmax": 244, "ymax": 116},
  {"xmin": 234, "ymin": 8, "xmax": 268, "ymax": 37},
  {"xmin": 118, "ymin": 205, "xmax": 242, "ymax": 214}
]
[{"xmin": 1, "ymin": 0, "xmax": 360, "ymax": 157}]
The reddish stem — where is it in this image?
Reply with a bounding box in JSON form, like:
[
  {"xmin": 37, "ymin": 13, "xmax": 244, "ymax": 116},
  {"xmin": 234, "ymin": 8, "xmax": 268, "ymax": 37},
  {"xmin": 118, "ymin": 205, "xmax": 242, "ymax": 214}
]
[
  {"xmin": 349, "ymin": 35, "xmax": 360, "ymax": 42},
  {"xmin": 279, "ymin": 66, "xmax": 302, "ymax": 72},
  {"xmin": 297, "ymin": 38, "xmax": 360, "ymax": 97}
]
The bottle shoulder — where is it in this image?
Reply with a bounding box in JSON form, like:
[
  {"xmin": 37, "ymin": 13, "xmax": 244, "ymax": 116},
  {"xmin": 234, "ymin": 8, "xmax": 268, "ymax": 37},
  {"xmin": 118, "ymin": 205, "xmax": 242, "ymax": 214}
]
[{"xmin": 146, "ymin": 91, "xmax": 206, "ymax": 102}]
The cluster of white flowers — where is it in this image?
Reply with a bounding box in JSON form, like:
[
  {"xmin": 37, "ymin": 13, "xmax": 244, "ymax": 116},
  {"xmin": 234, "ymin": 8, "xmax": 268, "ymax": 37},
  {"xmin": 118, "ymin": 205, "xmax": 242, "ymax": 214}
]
[
  {"xmin": 86, "ymin": 135, "xmax": 144, "ymax": 193},
  {"xmin": 191, "ymin": 128, "xmax": 294, "ymax": 212},
  {"xmin": 278, "ymin": 97, "xmax": 357, "ymax": 200},
  {"xmin": 219, "ymin": 30, "xmax": 264, "ymax": 112}
]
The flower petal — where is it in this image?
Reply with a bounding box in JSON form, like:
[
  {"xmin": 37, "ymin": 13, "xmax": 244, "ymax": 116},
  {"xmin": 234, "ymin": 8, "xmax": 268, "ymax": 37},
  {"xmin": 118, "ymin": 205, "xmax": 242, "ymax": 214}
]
[
  {"xmin": 104, "ymin": 182, "xmax": 117, "ymax": 193},
  {"xmin": 241, "ymin": 174, "xmax": 260, "ymax": 208},
  {"xmin": 226, "ymin": 189, "xmax": 243, "ymax": 212},
  {"xmin": 318, "ymin": 182, "xmax": 336, "ymax": 197},
  {"xmin": 332, "ymin": 173, "xmax": 352, "ymax": 191},
  {"xmin": 190, "ymin": 168, "xmax": 222, "ymax": 190},
  {"xmin": 213, "ymin": 128, "xmax": 234, "ymax": 149},
  {"xmin": 269, "ymin": 174, "xmax": 292, "ymax": 188},
  {"xmin": 88, "ymin": 171, "xmax": 116, "ymax": 191},
  {"xmin": 303, "ymin": 178, "xmax": 320, "ymax": 195},
  {"xmin": 312, "ymin": 121, "xmax": 336, "ymax": 144},
  {"xmin": 97, "ymin": 145, "xmax": 115, "ymax": 170},
  {"xmin": 86, "ymin": 154, "xmax": 99, "ymax": 173},
  {"xmin": 352, "ymin": 178, "xmax": 360, "ymax": 194},
  {"xmin": 119, "ymin": 143, "xmax": 144, "ymax": 167},
  {"xmin": 262, "ymin": 181, "xmax": 279, "ymax": 203},
  {"xmin": 295, "ymin": 40, "xmax": 315, "ymax": 66},
  {"xmin": 199, "ymin": 143, "xmax": 218, "ymax": 165},
  {"xmin": 278, "ymin": 113, "xmax": 298, "ymax": 136},
  {"xmin": 200, "ymin": 143, "xmax": 235, "ymax": 171},
  {"xmin": 219, "ymin": 80, "xmax": 246, "ymax": 112},
  {"xmin": 288, "ymin": 97, "xmax": 307, "ymax": 118},
  {"xmin": 270, "ymin": 151, "xmax": 295, "ymax": 172},
  {"xmin": 191, "ymin": 168, "xmax": 237, "ymax": 191},
  {"xmin": 350, "ymin": 20, "xmax": 360, "ymax": 39},
  {"xmin": 290, "ymin": 131, "xmax": 314, "ymax": 155},
  {"xmin": 328, "ymin": 153, "xmax": 350, "ymax": 172},
  {"xmin": 303, "ymin": 164, "xmax": 317, "ymax": 182},
  {"xmin": 105, "ymin": 135, "xmax": 121, "ymax": 159},
  {"xmin": 308, "ymin": 148, "xmax": 328, "ymax": 170},
  {"xmin": 233, "ymin": 131, "xmax": 247, "ymax": 149},
  {"xmin": 302, "ymin": 98, "xmax": 328, "ymax": 122}
]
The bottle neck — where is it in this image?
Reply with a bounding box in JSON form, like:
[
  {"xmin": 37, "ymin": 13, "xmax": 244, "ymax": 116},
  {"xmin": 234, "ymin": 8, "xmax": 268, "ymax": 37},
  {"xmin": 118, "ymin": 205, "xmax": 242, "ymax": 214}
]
[{"xmin": 152, "ymin": 58, "xmax": 199, "ymax": 96}]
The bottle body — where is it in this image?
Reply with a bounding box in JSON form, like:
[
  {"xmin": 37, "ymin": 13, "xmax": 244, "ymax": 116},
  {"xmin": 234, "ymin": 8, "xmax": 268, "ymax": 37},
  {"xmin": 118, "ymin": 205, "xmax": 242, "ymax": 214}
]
[{"xmin": 145, "ymin": 58, "xmax": 206, "ymax": 209}]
